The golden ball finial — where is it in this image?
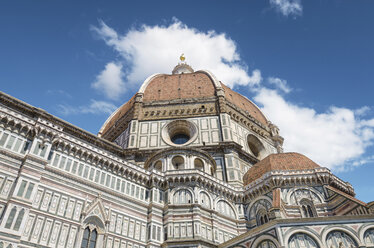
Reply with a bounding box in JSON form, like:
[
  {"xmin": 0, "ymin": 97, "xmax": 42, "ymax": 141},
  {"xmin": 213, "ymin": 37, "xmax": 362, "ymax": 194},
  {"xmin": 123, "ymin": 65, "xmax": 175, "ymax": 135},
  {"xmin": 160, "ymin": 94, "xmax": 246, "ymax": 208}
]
[{"xmin": 180, "ymin": 53, "xmax": 185, "ymax": 62}]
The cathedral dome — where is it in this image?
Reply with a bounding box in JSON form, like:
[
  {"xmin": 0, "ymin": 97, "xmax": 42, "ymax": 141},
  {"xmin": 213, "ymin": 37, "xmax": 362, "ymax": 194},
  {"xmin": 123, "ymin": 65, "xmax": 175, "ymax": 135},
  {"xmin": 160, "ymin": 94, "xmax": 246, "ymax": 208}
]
[
  {"xmin": 99, "ymin": 65, "xmax": 269, "ymax": 141},
  {"xmin": 243, "ymin": 152, "xmax": 320, "ymax": 185}
]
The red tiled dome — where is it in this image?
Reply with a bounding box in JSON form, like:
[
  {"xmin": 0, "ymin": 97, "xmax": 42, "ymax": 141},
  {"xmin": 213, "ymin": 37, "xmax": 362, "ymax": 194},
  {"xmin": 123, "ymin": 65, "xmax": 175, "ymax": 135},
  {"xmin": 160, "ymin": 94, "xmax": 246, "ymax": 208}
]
[
  {"xmin": 99, "ymin": 70, "xmax": 268, "ymax": 138},
  {"xmin": 143, "ymin": 73, "xmax": 216, "ymax": 102},
  {"xmin": 243, "ymin": 152, "xmax": 320, "ymax": 185}
]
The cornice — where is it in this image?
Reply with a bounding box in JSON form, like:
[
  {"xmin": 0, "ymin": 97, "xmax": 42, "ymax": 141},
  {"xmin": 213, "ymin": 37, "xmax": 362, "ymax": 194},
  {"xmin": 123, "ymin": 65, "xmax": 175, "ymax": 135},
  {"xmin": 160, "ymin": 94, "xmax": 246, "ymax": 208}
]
[
  {"xmin": 243, "ymin": 167, "xmax": 355, "ymax": 201},
  {"xmin": 0, "ymin": 90, "xmax": 129, "ymax": 160},
  {"xmin": 225, "ymin": 101, "xmax": 270, "ymax": 136},
  {"xmin": 218, "ymin": 214, "xmax": 374, "ymax": 248},
  {"xmin": 162, "ymin": 169, "xmax": 244, "ymax": 201},
  {"xmin": 142, "ymin": 96, "xmax": 217, "ymax": 107},
  {"xmin": 0, "ymin": 147, "xmax": 26, "ymax": 162},
  {"xmin": 163, "ymin": 237, "xmax": 219, "ymax": 248}
]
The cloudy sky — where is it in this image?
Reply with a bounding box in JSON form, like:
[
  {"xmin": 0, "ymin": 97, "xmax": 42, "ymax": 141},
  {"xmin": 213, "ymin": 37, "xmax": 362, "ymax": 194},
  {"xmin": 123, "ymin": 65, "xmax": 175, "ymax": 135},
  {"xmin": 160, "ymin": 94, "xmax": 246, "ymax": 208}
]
[{"xmin": 1, "ymin": 1, "xmax": 374, "ymax": 201}]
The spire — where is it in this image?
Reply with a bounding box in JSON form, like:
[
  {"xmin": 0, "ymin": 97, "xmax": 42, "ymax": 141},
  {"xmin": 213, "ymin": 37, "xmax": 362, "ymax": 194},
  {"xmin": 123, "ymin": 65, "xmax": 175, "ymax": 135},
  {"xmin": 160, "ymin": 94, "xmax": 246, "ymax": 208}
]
[{"xmin": 172, "ymin": 53, "xmax": 194, "ymax": 74}]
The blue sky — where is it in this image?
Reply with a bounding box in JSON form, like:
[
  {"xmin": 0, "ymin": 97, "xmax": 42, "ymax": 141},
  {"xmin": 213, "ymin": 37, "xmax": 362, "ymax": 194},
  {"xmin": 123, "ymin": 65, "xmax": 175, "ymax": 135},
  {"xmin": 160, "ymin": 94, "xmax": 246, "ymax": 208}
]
[{"xmin": 1, "ymin": 1, "xmax": 374, "ymax": 202}]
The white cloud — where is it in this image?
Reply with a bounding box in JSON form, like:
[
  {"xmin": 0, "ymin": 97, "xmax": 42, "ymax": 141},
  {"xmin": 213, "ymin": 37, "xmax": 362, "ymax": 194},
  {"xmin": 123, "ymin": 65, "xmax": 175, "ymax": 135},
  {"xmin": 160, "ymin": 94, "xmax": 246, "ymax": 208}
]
[
  {"xmin": 248, "ymin": 69, "xmax": 262, "ymax": 86},
  {"xmin": 58, "ymin": 100, "xmax": 117, "ymax": 116},
  {"xmin": 92, "ymin": 62, "xmax": 125, "ymax": 100},
  {"xmin": 268, "ymin": 77, "xmax": 291, "ymax": 93},
  {"xmin": 90, "ymin": 19, "xmax": 374, "ymax": 171},
  {"xmin": 91, "ymin": 19, "xmax": 261, "ymax": 89},
  {"xmin": 269, "ymin": 0, "xmax": 303, "ymax": 17},
  {"xmin": 254, "ymin": 88, "xmax": 374, "ymax": 170},
  {"xmin": 352, "ymin": 155, "xmax": 374, "ymax": 167},
  {"xmin": 361, "ymin": 118, "xmax": 374, "ymax": 128},
  {"xmin": 355, "ymin": 106, "xmax": 370, "ymax": 116}
]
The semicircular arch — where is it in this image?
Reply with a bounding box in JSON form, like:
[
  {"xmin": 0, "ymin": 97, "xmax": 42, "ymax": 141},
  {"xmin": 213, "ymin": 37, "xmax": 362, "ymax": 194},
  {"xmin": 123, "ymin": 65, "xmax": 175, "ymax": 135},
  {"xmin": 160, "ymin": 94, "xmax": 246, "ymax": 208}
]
[
  {"xmin": 83, "ymin": 215, "xmax": 105, "ymax": 233},
  {"xmin": 171, "ymin": 187, "xmax": 195, "ymax": 204},
  {"xmin": 321, "ymin": 226, "xmax": 361, "ymax": 248},
  {"xmin": 251, "ymin": 234, "xmax": 281, "ymax": 248},
  {"xmin": 215, "ymin": 199, "xmax": 237, "ymax": 219},
  {"xmin": 284, "ymin": 228, "xmax": 323, "ymax": 248},
  {"xmin": 286, "ymin": 187, "xmax": 324, "ymax": 205},
  {"xmin": 247, "ymin": 196, "xmax": 272, "ymax": 219},
  {"xmin": 198, "ymin": 190, "xmax": 212, "ymax": 209},
  {"xmin": 358, "ymin": 224, "xmax": 374, "ymax": 245}
]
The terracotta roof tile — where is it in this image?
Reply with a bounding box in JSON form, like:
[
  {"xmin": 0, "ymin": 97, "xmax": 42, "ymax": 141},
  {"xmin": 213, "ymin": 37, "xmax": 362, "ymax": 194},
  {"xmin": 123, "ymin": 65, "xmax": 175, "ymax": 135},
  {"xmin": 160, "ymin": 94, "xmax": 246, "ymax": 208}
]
[
  {"xmin": 143, "ymin": 72, "xmax": 216, "ymax": 102},
  {"xmin": 100, "ymin": 71, "xmax": 269, "ymax": 138},
  {"xmin": 222, "ymin": 84, "xmax": 268, "ymax": 126},
  {"xmin": 100, "ymin": 94, "xmax": 136, "ymax": 135},
  {"xmin": 243, "ymin": 152, "xmax": 320, "ymax": 185}
]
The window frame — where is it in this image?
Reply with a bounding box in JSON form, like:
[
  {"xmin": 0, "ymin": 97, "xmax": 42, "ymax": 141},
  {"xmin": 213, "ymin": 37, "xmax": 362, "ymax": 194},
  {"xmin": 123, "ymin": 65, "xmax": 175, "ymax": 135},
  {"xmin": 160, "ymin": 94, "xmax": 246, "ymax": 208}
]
[{"xmin": 81, "ymin": 227, "xmax": 98, "ymax": 248}]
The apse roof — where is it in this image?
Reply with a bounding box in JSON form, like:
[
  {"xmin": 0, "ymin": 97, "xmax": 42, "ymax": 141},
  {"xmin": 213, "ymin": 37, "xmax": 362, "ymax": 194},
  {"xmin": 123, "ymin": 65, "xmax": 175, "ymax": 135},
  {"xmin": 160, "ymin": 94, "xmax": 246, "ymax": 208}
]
[{"xmin": 243, "ymin": 152, "xmax": 321, "ymax": 185}]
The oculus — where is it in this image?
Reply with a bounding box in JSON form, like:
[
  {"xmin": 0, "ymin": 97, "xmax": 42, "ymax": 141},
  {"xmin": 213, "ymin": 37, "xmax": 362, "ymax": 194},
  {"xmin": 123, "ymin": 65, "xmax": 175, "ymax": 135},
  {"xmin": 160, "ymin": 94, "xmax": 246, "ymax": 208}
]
[
  {"xmin": 162, "ymin": 120, "xmax": 198, "ymax": 146},
  {"xmin": 247, "ymin": 134, "xmax": 266, "ymax": 159}
]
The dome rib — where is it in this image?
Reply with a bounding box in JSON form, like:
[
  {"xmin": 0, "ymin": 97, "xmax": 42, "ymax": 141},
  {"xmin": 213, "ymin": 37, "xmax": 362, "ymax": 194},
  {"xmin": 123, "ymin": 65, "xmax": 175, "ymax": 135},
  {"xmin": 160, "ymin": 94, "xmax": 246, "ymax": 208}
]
[
  {"xmin": 98, "ymin": 94, "xmax": 136, "ymax": 137},
  {"xmin": 99, "ymin": 69, "xmax": 270, "ymax": 139},
  {"xmin": 222, "ymin": 84, "xmax": 268, "ymax": 126},
  {"xmin": 138, "ymin": 73, "xmax": 164, "ymax": 94}
]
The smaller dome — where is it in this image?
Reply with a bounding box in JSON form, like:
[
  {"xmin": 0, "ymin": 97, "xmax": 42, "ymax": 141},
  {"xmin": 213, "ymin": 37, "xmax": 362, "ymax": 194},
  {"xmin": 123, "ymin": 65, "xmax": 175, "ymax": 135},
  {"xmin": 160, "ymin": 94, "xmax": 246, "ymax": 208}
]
[{"xmin": 243, "ymin": 152, "xmax": 320, "ymax": 185}]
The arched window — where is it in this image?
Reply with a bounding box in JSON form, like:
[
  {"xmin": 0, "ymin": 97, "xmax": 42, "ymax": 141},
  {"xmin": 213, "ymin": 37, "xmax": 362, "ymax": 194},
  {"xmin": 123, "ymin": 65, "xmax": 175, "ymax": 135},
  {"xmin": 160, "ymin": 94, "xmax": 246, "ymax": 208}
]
[
  {"xmin": 307, "ymin": 205, "xmax": 314, "ymax": 217},
  {"xmin": 199, "ymin": 192, "xmax": 211, "ymax": 209},
  {"xmin": 0, "ymin": 242, "xmax": 3, "ymax": 248},
  {"xmin": 89, "ymin": 229, "xmax": 97, "ymax": 248},
  {"xmin": 5, "ymin": 207, "xmax": 17, "ymax": 229},
  {"xmin": 364, "ymin": 228, "xmax": 374, "ymax": 246},
  {"xmin": 81, "ymin": 227, "xmax": 98, "ymax": 248},
  {"xmin": 300, "ymin": 199, "xmax": 317, "ymax": 218},
  {"xmin": 194, "ymin": 158, "xmax": 204, "ymax": 171},
  {"xmin": 13, "ymin": 208, "xmax": 25, "ymax": 231},
  {"xmin": 326, "ymin": 231, "xmax": 357, "ymax": 248},
  {"xmin": 81, "ymin": 228, "xmax": 89, "ymax": 248},
  {"xmin": 290, "ymin": 189, "xmax": 322, "ymax": 205},
  {"xmin": 154, "ymin": 160, "xmax": 162, "ymax": 172},
  {"xmin": 216, "ymin": 200, "xmax": 236, "ymax": 219},
  {"xmin": 256, "ymin": 208, "xmax": 269, "ymax": 226},
  {"xmin": 257, "ymin": 240, "xmax": 277, "ymax": 248},
  {"xmin": 288, "ymin": 233, "xmax": 319, "ymax": 248},
  {"xmin": 249, "ymin": 199, "xmax": 272, "ymax": 223},
  {"xmin": 173, "ymin": 189, "xmax": 192, "ymax": 204},
  {"xmin": 172, "ymin": 156, "xmax": 185, "ymax": 170}
]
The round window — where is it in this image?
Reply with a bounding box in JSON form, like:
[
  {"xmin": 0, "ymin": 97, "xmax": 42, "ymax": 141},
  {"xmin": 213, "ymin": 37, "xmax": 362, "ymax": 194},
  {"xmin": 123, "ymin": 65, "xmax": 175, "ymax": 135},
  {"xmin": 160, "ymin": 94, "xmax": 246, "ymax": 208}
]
[
  {"xmin": 247, "ymin": 134, "xmax": 266, "ymax": 159},
  {"xmin": 162, "ymin": 120, "xmax": 198, "ymax": 146},
  {"xmin": 171, "ymin": 133, "xmax": 190, "ymax": 144}
]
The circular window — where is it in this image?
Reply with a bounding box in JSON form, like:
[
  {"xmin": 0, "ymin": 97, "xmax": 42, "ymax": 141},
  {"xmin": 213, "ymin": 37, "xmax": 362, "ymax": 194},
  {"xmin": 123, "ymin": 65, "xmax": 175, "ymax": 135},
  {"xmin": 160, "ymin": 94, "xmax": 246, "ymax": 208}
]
[
  {"xmin": 162, "ymin": 120, "xmax": 198, "ymax": 146},
  {"xmin": 171, "ymin": 133, "xmax": 190, "ymax": 144},
  {"xmin": 247, "ymin": 134, "xmax": 266, "ymax": 159}
]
